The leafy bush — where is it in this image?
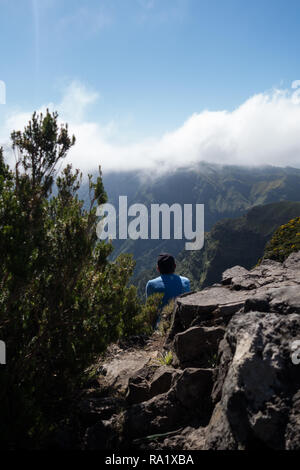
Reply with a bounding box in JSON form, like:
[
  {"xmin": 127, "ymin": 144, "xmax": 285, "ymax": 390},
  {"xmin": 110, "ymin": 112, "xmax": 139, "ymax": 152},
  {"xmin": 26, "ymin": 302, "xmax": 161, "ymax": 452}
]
[
  {"xmin": 0, "ymin": 110, "xmax": 159, "ymax": 448},
  {"xmin": 158, "ymin": 350, "xmax": 173, "ymax": 366},
  {"xmin": 157, "ymin": 299, "xmax": 175, "ymax": 335},
  {"xmin": 263, "ymin": 217, "xmax": 300, "ymax": 263}
]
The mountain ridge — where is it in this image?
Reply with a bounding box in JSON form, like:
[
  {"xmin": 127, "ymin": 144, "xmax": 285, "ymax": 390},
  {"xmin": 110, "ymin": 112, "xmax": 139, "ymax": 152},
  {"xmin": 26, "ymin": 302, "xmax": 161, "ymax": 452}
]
[
  {"xmin": 79, "ymin": 162, "xmax": 300, "ymax": 283},
  {"xmin": 92, "ymin": 162, "xmax": 300, "ymax": 280}
]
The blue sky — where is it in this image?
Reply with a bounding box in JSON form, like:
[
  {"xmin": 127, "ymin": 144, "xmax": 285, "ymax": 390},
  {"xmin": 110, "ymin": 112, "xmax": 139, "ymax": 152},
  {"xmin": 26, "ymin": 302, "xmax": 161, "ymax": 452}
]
[{"xmin": 1, "ymin": 0, "xmax": 300, "ymax": 172}]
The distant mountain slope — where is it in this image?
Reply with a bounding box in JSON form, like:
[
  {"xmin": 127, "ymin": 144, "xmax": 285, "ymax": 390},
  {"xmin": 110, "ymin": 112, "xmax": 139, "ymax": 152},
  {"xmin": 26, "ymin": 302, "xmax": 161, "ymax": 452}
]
[
  {"xmin": 98, "ymin": 163, "xmax": 300, "ymax": 279},
  {"xmin": 175, "ymin": 201, "xmax": 300, "ymax": 292}
]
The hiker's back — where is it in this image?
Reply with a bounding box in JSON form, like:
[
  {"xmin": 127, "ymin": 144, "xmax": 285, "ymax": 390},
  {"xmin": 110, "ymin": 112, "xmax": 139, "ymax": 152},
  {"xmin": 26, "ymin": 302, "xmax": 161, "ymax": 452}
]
[{"xmin": 146, "ymin": 273, "xmax": 190, "ymax": 307}]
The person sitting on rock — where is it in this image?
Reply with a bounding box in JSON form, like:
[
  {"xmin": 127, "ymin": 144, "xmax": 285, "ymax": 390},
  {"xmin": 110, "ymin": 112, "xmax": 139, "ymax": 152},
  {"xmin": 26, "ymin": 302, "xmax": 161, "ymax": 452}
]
[{"xmin": 146, "ymin": 253, "xmax": 190, "ymax": 327}]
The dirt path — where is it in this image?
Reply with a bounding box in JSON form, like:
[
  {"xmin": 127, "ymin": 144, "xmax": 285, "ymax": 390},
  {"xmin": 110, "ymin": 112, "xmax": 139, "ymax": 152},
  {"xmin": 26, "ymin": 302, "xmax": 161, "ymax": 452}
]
[{"xmin": 96, "ymin": 332, "xmax": 166, "ymax": 394}]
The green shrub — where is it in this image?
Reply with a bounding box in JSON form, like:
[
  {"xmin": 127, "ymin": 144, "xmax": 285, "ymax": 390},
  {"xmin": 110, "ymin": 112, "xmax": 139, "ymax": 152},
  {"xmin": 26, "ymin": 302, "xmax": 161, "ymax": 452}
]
[
  {"xmin": 263, "ymin": 217, "xmax": 300, "ymax": 263},
  {"xmin": 158, "ymin": 299, "xmax": 175, "ymax": 335},
  {"xmin": 0, "ymin": 110, "xmax": 156, "ymax": 448},
  {"xmin": 158, "ymin": 350, "xmax": 173, "ymax": 366}
]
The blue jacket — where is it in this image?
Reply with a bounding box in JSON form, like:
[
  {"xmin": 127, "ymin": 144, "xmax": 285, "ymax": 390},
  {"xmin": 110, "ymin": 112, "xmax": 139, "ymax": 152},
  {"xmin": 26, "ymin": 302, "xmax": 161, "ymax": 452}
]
[{"xmin": 146, "ymin": 273, "xmax": 190, "ymax": 308}]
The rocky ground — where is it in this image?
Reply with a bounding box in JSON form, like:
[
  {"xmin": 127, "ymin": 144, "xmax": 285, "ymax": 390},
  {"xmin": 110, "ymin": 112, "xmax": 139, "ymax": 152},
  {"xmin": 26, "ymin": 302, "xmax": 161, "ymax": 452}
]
[{"xmin": 60, "ymin": 251, "xmax": 300, "ymax": 450}]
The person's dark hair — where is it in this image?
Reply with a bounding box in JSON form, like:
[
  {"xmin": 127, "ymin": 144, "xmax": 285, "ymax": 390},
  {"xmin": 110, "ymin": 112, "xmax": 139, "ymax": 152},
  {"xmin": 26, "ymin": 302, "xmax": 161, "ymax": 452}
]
[{"xmin": 157, "ymin": 253, "xmax": 176, "ymax": 274}]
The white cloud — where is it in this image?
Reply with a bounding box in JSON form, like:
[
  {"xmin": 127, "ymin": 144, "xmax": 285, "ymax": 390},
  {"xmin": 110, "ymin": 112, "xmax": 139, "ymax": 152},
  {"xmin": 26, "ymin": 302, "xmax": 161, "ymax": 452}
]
[
  {"xmin": 1, "ymin": 81, "xmax": 300, "ymax": 175},
  {"xmin": 58, "ymin": 81, "xmax": 100, "ymax": 123},
  {"xmin": 292, "ymin": 80, "xmax": 300, "ymax": 89}
]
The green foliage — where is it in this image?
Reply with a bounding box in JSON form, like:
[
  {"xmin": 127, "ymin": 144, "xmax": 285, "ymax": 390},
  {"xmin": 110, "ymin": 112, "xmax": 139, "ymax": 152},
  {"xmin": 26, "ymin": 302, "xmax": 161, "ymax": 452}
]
[
  {"xmin": 158, "ymin": 350, "xmax": 173, "ymax": 366},
  {"xmin": 263, "ymin": 217, "xmax": 300, "ymax": 262},
  {"xmin": 157, "ymin": 299, "xmax": 175, "ymax": 335},
  {"xmin": 0, "ymin": 110, "xmax": 154, "ymax": 449},
  {"xmin": 142, "ymin": 293, "xmax": 164, "ymax": 331}
]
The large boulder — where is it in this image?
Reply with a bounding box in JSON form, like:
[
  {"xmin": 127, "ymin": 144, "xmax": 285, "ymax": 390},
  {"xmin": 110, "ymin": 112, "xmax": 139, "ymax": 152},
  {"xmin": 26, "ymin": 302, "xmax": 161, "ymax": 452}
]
[
  {"xmin": 122, "ymin": 367, "xmax": 214, "ymax": 442},
  {"xmin": 175, "ymin": 368, "xmax": 213, "ymax": 414},
  {"xmin": 149, "ymin": 366, "xmax": 180, "ymax": 398},
  {"xmin": 123, "ymin": 389, "xmax": 184, "ymax": 440},
  {"xmin": 222, "ymin": 266, "xmax": 249, "ymax": 285},
  {"xmin": 126, "ymin": 364, "xmax": 180, "ymax": 405},
  {"xmin": 166, "ymin": 287, "xmax": 251, "ymax": 342},
  {"xmin": 173, "ymin": 326, "xmax": 225, "ymax": 368},
  {"xmin": 244, "ymin": 285, "xmax": 300, "ymax": 314},
  {"xmin": 204, "ymin": 311, "xmax": 300, "ymax": 450},
  {"xmin": 126, "ymin": 364, "xmax": 156, "ymax": 405}
]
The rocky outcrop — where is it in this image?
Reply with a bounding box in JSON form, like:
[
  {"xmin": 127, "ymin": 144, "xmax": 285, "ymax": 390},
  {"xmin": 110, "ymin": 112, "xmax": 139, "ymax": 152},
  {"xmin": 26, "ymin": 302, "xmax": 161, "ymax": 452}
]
[
  {"xmin": 205, "ymin": 311, "xmax": 300, "ymax": 450},
  {"xmin": 70, "ymin": 251, "xmax": 300, "ymax": 450}
]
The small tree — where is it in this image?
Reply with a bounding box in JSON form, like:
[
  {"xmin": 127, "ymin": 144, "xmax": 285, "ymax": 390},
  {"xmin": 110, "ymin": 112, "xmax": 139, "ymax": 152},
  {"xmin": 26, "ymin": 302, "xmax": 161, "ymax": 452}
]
[{"xmin": 0, "ymin": 110, "xmax": 157, "ymax": 448}]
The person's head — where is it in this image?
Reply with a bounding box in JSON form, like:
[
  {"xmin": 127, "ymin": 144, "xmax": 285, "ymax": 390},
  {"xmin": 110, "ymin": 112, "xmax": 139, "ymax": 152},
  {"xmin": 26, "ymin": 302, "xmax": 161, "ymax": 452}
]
[{"xmin": 157, "ymin": 253, "xmax": 176, "ymax": 274}]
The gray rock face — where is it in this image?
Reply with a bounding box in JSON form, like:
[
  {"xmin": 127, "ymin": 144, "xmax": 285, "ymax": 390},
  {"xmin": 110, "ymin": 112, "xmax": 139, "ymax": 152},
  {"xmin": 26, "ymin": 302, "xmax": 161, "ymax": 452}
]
[
  {"xmin": 166, "ymin": 287, "xmax": 251, "ymax": 342},
  {"xmin": 173, "ymin": 326, "xmax": 225, "ymax": 368},
  {"xmin": 175, "ymin": 368, "xmax": 213, "ymax": 411},
  {"xmin": 123, "ymin": 389, "xmax": 183, "ymax": 439},
  {"xmin": 285, "ymin": 390, "xmax": 300, "ymax": 450},
  {"xmin": 126, "ymin": 365, "xmax": 180, "ymax": 405},
  {"xmin": 244, "ymin": 286, "xmax": 300, "ymax": 314},
  {"xmin": 150, "ymin": 367, "xmax": 180, "ymax": 398},
  {"xmin": 123, "ymin": 367, "xmax": 214, "ymax": 442},
  {"xmin": 169, "ymin": 252, "xmax": 300, "ymax": 450},
  {"xmin": 222, "ymin": 266, "xmax": 250, "ymax": 285},
  {"xmin": 203, "ymin": 402, "xmax": 237, "ymax": 450},
  {"xmin": 126, "ymin": 364, "xmax": 155, "ymax": 405},
  {"xmin": 205, "ymin": 311, "xmax": 300, "ymax": 450}
]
